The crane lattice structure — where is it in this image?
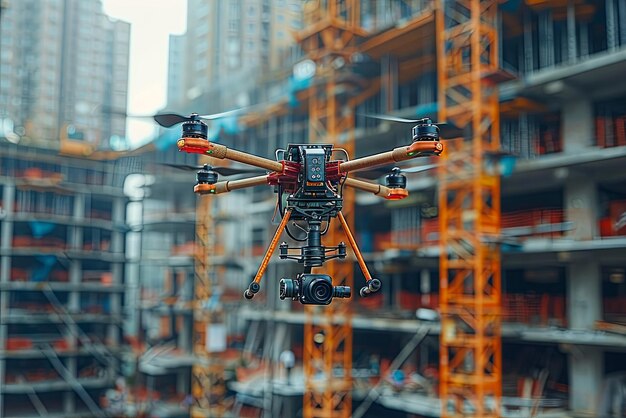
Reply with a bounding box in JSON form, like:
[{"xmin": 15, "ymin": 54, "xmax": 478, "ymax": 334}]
[
  {"xmin": 295, "ymin": 1, "xmax": 365, "ymax": 416},
  {"xmin": 191, "ymin": 186, "xmax": 226, "ymax": 418},
  {"xmin": 437, "ymin": 0, "xmax": 504, "ymax": 416}
]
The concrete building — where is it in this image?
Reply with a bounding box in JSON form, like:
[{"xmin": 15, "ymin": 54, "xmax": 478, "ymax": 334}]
[
  {"xmin": 0, "ymin": 0, "xmax": 130, "ymax": 147},
  {"xmin": 0, "ymin": 145, "xmax": 140, "ymax": 417},
  {"xmin": 172, "ymin": 0, "xmax": 303, "ymax": 112}
]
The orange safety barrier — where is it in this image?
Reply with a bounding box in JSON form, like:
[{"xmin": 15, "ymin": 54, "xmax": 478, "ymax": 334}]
[
  {"xmin": 12, "ymin": 236, "xmax": 66, "ymax": 249},
  {"xmin": 596, "ymin": 116, "xmax": 608, "ymax": 147},
  {"xmin": 399, "ymin": 291, "xmax": 420, "ymax": 310},
  {"xmin": 53, "ymin": 339, "xmax": 70, "ymax": 351},
  {"xmin": 6, "ymin": 337, "xmax": 33, "ymax": 350},
  {"xmin": 421, "ymin": 219, "xmax": 440, "ymax": 244},
  {"xmin": 10, "ymin": 268, "xmax": 28, "ymax": 281},
  {"xmin": 51, "ymin": 270, "xmax": 69, "ymax": 282},
  {"xmin": 609, "ymin": 200, "xmax": 626, "ymax": 236},
  {"xmin": 171, "ymin": 242, "xmax": 195, "ymax": 255},
  {"xmin": 502, "ymin": 294, "xmax": 566, "ymax": 326},
  {"xmin": 616, "ymin": 116, "xmax": 626, "ymax": 146},
  {"xmin": 357, "ymin": 293, "xmax": 384, "ymax": 310},
  {"xmin": 604, "ymin": 296, "xmax": 626, "ymax": 316}
]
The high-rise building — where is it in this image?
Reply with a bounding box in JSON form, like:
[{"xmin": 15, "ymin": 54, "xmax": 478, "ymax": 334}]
[
  {"xmin": 171, "ymin": 0, "xmax": 302, "ymax": 111},
  {"xmin": 166, "ymin": 34, "xmax": 186, "ymax": 109},
  {"xmin": 0, "ymin": 0, "xmax": 130, "ymax": 147}
]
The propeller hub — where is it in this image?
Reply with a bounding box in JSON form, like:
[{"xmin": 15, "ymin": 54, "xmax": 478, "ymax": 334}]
[{"xmin": 182, "ymin": 114, "xmax": 208, "ymax": 140}]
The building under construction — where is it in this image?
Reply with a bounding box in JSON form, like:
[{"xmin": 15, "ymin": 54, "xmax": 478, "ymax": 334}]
[
  {"xmin": 131, "ymin": 1, "xmax": 626, "ymax": 417},
  {"xmin": 0, "ymin": 145, "xmax": 143, "ymax": 417},
  {"xmin": 2, "ymin": 0, "xmax": 626, "ymax": 417}
]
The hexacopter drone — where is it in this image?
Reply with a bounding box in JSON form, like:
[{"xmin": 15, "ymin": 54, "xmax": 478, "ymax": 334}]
[{"xmin": 154, "ymin": 111, "xmax": 445, "ymax": 306}]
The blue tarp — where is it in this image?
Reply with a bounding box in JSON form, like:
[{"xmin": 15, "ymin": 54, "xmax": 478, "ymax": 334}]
[
  {"xmin": 31, "ymin": 255, "xmax": 57, "ymax": 282},
  {"xmin": 29, "ymin": 221, "xmax": 56, "ymax": 238}
]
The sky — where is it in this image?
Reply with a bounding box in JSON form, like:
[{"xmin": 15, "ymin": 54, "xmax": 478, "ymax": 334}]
[{"xmin": 101, "ymin": 0, "xmax": 187, "ymax": 146}]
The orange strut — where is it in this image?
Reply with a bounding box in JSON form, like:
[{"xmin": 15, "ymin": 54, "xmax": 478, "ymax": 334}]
[
  {"xmin": 337, "ymin": 211, "xmax": 373, "ymax": 281},
  {"xmin": 253, "ymin": 209, "xmax": 292, "ymax": 284}
]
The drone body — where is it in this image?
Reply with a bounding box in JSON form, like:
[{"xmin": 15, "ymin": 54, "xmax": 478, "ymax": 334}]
[{"xmin": 160, "ymin": 112, "xmax": 444, "ymax": 305}]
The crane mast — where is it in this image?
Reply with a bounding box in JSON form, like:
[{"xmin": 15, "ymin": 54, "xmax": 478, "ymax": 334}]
[{"xmin": 437, "ymin": 0, "xmax": 503, "ymax": 416}]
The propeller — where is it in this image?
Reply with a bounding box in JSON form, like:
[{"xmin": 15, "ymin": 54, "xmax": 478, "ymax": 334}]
[
  {"xmin": 98, "ymin": 106, "xmax": 247, "ymax": 128},
  {"xmin": 358, "ymin": 113, "xmax": 464, "ymax": 138},
  {"xmin": 153, "ymin": 108, "xmax": 246, "ymax": 128},
  {"xmin": 159, "ymin": 163, "xmax": 265, "ymax": 177}
]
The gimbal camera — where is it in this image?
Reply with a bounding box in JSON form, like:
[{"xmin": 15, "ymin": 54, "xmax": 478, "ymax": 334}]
[{"xmin": 154, "ymin": 111, "xmax": 444, "ymax": 305}]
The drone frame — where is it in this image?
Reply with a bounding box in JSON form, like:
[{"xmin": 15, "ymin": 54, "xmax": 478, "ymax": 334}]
[{"xmin": 176, "ymin": 128, "xmax": 444, "ymax": 302}]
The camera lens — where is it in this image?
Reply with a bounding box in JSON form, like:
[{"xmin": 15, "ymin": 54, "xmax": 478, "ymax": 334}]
[
  {"xmin": 312, "ymin": 278, "xmax": 332, "ymax": 301},
  {"xmin": 306, "ymin": 276, "xmax": 333, "ymax": 305},
  {"xmin": 333, "ymin": 286, "xmax": 351, "ymax": 299},
  {"xmin": 279, "ymin": 278, "xmax": 297, "ymax": 299}
]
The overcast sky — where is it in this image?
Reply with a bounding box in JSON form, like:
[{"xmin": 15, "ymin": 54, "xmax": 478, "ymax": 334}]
[{"xmin": 101, "ymin": 0, "xmax": 187, "ymax": 145}]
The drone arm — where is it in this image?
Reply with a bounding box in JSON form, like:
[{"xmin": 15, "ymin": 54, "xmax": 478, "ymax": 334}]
[
  {"xmin": 178, "ymin": 138, "xmax": 282, "ymax": 172},
  {"xmin": 194, "ymin": 175, "xmax": 269, "ymax": 195},
  {"xmin": 339, "ymin": 141, "xmax": 443, "ymax": 173},
  {"xmin": 343, "ymin": 177, "xmax": 407, "ymax": 200}
]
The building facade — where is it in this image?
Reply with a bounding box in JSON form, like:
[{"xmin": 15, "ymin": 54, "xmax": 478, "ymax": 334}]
[{"xmin": 0, "ymin": 0, "xmax": 130, "ymax": 147}]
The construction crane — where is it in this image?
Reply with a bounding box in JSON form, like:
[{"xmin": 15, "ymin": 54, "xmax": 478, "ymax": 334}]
[
  {"xmin": 191, "ymin": 162, "xmax": 226, "ymax": 418},
  {"xmin": 295, "ymin": 1, "xmax": 365, "ymax": 417},
  {"xmin": 437, "ymin": 0, "xmax": 504, "ymax": 416}
]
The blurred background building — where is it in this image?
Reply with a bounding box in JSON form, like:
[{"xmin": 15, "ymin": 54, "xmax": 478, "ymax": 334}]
[
  {"xmin": 0, "ymin": 0, "xmax": 130, "ymax": 147},
  {"xmin": 1, "ymin": 0, "xmax": 626, "ymax": 417}
]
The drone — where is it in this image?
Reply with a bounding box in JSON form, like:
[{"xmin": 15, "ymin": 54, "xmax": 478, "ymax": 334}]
[{"xmin": 154, "ymin": 111, "xmax": 445, "ymax": 305}]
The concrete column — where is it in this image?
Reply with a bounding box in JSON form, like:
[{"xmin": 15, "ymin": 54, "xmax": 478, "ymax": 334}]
[
  {"xmin": 1, "ymin": 182, "xmax": 8, "ymax": 418},
  {"xmin": 1, "ymin": 185, "xmax": 15, "ymax": 249},
  {"xmin": 179, "ymin": 314, "xmax": 192, "ymax": 351},
  {"xmin": 567, "ymin": 261, "xmax": 603, "ymax": 414},
  {"xmin": 1, "ymin": 186, "xmax": 15, "ymax": 289},
  {"xmin": 64, "ymin": 359, "xmax": 77, "ymax": 414},
  {"xmin": 177, "ymin": 368, "xmax": 188, "ymax": 394},
  {"xmin": 1, "ymin": 293, "xmax": 8, "ymax": 349},
  {"xmin": 68, "ymin": 261, "xmax": 81, "ymax": 351},
  {"xmin": 0, "ymin": 357, "xmax": 4, "ymax": 418},
  {"xmin": 562, "ymin": 99, "xmax": 594, "ymax": 153},
  {"xmin": 564, "ymin": 174, "xmax": 599, "ymax": 240},
  {"xmin": 108, "ymin": 262, "xmax": 122, "ymax": 346},
  {"xmin": 567, "ymin": 262, "xmax": 601, "ymax": 330},
  {"xmin": 125, "ymin": 200, "xmax": 143, "ymax": 338},
  {"xmin": 568, "ymin": 346, "xmax": 603, "ymax": 414},
  {"xmin": 111, "ymin": 197, "xmax": 125, "ymax": 253},
  {"xmin": 71, "ymin": 194, "xmax": 85, "ymax": 249}
]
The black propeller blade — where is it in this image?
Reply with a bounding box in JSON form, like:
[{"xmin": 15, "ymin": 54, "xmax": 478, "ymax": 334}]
[
  {"xmin": 100, "ymin": 106, "xmax": 247, "ymax": 128},
  {"xmin": 153, "ymin": 113, "xmax": 191, "ymax": 128},
  {"xmin": 359, "ymin": 113, "xmax": 464, "ymax": 138},
  {"xmin": 96, "ymin": 105, "xmax": 157, "ymax": 119},
  {"xmin": 153, "ymin": 108, "xmax": 247, "ymax": 128},
  {"xmin": 160, "ymin": 163, "xmax": 265, "ymax": 176}
]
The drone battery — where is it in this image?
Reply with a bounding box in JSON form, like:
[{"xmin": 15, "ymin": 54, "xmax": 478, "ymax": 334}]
[{"xmin": 303, "ymin": 148, "xmax": 326, "ymax": 191}]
